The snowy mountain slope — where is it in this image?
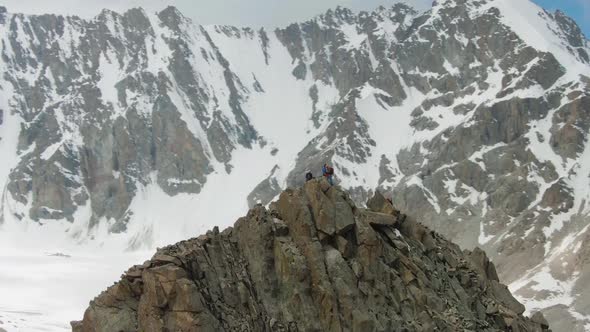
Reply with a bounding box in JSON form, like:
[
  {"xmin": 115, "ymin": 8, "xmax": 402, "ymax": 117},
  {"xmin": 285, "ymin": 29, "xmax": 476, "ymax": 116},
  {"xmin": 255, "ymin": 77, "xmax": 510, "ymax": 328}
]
[{"xmin": 0, "ymin": 0, "xmax": 589, "ymax": 330}]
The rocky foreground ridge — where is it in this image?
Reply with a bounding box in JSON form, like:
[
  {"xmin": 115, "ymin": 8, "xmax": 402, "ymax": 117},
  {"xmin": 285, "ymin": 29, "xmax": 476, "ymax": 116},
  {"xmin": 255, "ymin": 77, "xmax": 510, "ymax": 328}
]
[{"xmin": 73, "ymin": 180, "xmax": 550, "ymax": 332}]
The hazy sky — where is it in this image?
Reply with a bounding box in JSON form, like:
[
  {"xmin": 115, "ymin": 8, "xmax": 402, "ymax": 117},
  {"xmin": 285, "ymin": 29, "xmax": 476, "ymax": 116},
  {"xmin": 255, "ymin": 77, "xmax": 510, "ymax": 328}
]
[
  {"xmin": 0, "ymin": 0, "xmax": 588, "ymax": 36},
  {"xmin": 0, "ymin": 0, "xmax": 432, "ymax": 27}
]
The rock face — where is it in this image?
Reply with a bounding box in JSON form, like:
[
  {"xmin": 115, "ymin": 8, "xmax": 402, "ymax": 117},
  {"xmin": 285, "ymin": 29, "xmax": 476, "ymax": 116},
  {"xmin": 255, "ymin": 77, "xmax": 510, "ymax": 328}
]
[{"xmin": 74, "ymin": 181, "xmax": 550, "ymax": 332}]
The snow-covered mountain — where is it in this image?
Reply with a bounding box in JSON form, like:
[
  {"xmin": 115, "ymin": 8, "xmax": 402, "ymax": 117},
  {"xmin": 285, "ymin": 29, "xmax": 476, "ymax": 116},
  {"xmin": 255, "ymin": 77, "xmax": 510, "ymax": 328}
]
[{"xmin": 0, "ymin": 0, "xmax": 589, "ymax": 330}]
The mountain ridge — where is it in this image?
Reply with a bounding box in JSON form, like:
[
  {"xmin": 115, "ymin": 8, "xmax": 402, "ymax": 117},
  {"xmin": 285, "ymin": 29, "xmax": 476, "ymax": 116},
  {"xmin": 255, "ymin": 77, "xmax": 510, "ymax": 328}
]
[{"xmin": 73, "ymin": 180, "xmax": 551, "ymax": 332}]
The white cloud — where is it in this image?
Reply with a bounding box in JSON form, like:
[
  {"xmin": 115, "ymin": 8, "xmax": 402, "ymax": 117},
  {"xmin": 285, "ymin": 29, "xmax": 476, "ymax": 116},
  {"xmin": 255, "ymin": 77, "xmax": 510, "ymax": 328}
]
[{"xmin": 0, "ymin": 0, "xmax": 432, "ymax": 27}]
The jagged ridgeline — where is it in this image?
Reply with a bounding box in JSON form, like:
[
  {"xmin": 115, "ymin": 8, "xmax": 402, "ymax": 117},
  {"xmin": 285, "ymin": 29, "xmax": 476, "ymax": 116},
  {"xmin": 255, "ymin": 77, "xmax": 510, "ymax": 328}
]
[{"xmin": 73, "ymin": 181, "xmax": 550, "ymax": 332}]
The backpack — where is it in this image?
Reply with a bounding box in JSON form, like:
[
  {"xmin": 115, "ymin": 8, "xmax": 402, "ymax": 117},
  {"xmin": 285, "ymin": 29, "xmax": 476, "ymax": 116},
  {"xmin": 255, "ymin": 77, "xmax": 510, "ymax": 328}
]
[{"xmin": 327, "ymin": 166, "xmax": 334, "ymax": 175}]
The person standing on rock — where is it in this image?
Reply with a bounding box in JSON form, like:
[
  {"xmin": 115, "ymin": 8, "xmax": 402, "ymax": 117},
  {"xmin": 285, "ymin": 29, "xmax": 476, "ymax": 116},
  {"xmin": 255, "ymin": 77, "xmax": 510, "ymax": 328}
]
[{"xmin": 322, "ymin": 163, "xmax": 335, "ymax": 186}]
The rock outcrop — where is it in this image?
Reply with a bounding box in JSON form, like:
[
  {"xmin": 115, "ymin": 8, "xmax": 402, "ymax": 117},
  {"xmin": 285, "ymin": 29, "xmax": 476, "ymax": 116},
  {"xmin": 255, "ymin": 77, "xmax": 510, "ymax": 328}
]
[{"xmin": 73, "ymin": 181, "xmax": 550, "ymax": 332}]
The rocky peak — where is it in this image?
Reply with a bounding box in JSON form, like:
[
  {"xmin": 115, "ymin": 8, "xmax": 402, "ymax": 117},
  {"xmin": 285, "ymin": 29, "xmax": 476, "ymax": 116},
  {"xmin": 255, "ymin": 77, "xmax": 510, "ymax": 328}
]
[
  {"xmin": 321, "ymin": 6, "xmax": 356, "ymax": 26},
  {"xmin": 97, "ymin": 8, "xmax": 120, "ymax": 20},
  {"xmin": 553, "ymin": 9, "xmax": 589, "ymax": 56},
  {"xmin": 158, "ymin": 5, "xmax": 188, "ymax": 30},
  {"xmin": 73, "ymin": 181, "xmax": 550, "ymax": 331},
  {"xmin": 121, "ymin": 8, "xmax": 151, "ymax": 29}
]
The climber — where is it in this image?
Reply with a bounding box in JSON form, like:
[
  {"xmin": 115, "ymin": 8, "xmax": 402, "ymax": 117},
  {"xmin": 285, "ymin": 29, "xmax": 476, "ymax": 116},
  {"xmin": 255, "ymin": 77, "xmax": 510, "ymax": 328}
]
[
  {"xmin": 322, "ymin": 163, "xmax": 335, "ymax": 186},
  {"xmin": 305, "ymin": 170, "xmax": 314, "ymax": 182}
]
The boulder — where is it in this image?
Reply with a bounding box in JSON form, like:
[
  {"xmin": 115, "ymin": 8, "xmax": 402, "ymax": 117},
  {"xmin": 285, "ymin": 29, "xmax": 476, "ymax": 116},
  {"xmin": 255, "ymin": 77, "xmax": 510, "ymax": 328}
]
[
  {"xmin": 366, "ymin": 190, "xmax": 396, "ymax": 215},
  {"xmin": 467, "ymin": 247, "xmax": 500, "ymax": 282},
  {"xmin": 531, "ymin": 311, "xmax": 549, "ymax": 328},
  {"xmin": 487, "ymin": 280, "xmax": 526, "ymax": 315},
  {"xmin": 358, "ymin": 210, "xmax": 398, "ymax": 228}
]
